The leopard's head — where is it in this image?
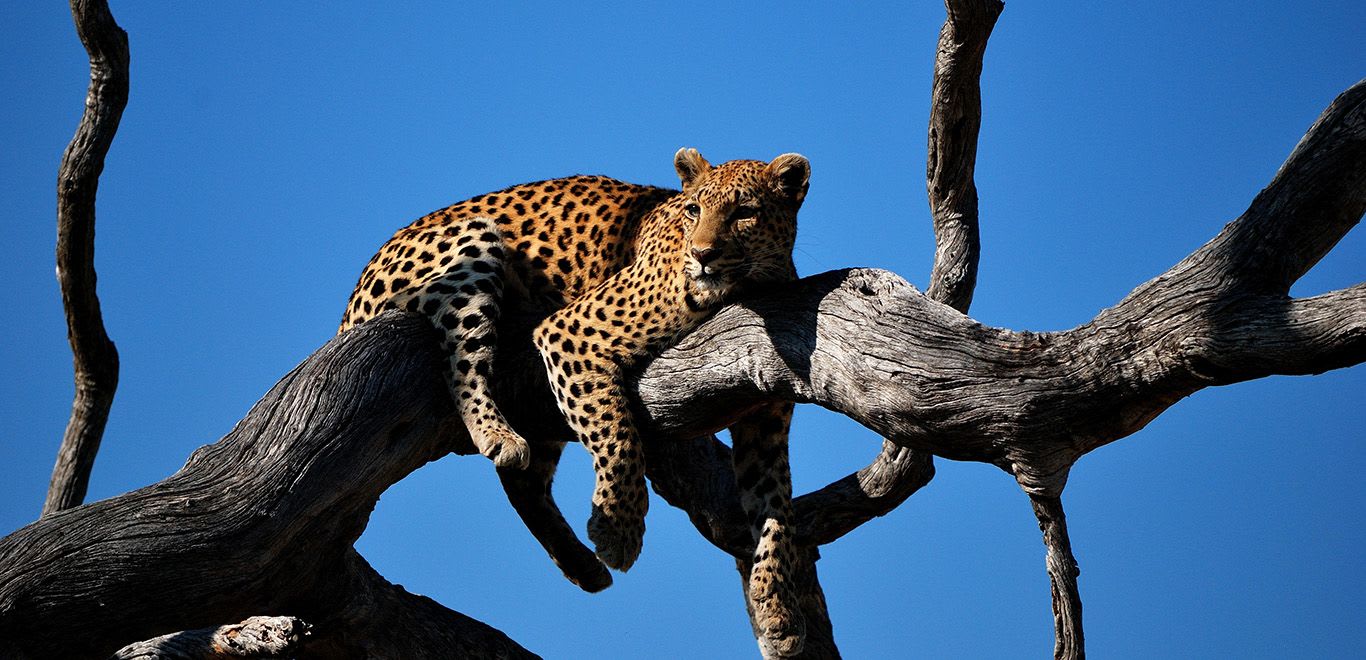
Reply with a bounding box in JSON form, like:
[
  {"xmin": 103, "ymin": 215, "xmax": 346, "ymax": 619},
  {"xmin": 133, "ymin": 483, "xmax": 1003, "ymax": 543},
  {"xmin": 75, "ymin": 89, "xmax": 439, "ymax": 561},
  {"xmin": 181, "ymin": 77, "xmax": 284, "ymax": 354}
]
[{"xmin": 674, "ymin": 148, "xmax": 809, "ymax": 297}]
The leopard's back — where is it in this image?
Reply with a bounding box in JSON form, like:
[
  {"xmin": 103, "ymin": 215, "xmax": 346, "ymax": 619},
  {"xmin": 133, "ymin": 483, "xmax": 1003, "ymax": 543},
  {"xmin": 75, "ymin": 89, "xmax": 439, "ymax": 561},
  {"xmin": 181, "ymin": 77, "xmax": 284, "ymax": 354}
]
[{"xmin": 340, "ymin": 175, "xmax": 677, "ymax": 330}]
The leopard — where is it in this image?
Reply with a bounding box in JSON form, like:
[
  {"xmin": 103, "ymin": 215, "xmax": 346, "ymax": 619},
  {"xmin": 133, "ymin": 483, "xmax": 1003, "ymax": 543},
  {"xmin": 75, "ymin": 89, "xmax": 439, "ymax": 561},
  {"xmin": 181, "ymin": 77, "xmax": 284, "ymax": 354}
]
[{"xmin": 339, "ymin": 148, "xmax": 810, "ymax": 654}]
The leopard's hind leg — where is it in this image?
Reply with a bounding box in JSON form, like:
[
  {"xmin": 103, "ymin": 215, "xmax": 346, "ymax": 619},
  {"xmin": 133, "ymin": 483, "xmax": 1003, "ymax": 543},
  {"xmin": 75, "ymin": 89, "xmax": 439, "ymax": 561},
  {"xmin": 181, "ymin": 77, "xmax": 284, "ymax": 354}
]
[{"xmin": 397, "ymin": 219, "xmax": 530, "ymax": 469}]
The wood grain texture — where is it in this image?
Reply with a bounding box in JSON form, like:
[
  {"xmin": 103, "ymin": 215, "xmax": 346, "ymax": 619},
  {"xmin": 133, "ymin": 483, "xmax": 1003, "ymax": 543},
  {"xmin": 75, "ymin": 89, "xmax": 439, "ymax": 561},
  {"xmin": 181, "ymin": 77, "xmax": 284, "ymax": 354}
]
[{"xmin": 1, "ymin": 316, "xmax": 534, "ymax": 659}]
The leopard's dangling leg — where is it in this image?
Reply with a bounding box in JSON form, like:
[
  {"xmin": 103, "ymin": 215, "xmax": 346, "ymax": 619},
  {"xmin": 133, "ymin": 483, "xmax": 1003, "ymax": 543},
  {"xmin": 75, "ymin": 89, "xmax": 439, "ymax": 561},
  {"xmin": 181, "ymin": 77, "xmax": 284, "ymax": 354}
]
[
  {"xmin": 398, "ymin": 219, "xmax": 530, "ymax": 469},
  {"xmin": 731, "ymin": 402, "xmax": 805, "ymax": 656},
  {"xmin": 532, "ymin": 321, "xmax": 648, "ymax": 572},
  {"xmin": 578, "ymin": 376, "xmax": 648, "ymax": 572},
  {"xmin": 497, "ymin": 440, "xmax": 613, "ymax": 592}
]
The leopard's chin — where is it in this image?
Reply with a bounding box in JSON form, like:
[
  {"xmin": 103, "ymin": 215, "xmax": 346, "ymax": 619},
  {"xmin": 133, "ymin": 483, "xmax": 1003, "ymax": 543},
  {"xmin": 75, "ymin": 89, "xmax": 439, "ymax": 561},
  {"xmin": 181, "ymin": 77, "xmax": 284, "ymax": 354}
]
[{"xmin": 692, "ymin": 273, "xmax": 728, "ymax": 294}]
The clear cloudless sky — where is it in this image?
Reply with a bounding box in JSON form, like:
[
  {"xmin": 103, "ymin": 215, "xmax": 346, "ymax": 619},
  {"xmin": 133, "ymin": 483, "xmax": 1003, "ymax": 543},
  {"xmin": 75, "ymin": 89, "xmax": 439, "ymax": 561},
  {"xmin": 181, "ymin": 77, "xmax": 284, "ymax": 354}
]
[{"xmin": 2, "ymin": 2, "xmax": 1363, "ymax": 658}]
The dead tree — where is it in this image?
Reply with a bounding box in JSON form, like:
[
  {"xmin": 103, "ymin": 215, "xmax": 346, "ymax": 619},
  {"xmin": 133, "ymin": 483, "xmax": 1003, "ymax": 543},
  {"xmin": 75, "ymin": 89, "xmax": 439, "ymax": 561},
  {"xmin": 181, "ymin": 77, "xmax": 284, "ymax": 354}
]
[{"xmin": 4, "ymin": 0, "xmax": 1362, "ymax": 658}]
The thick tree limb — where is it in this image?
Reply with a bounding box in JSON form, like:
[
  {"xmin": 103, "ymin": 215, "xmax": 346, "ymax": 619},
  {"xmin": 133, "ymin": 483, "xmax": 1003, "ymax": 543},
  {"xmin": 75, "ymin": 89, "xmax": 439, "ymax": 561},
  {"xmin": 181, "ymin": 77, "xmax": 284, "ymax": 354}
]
[
  {"xmin": 1225, "ymin": 79, "xmax": 1366, "ymax": 290},
  {"xmin": 0, "ymin": 317, "xmax": 535, "ymax": 659},
  {"xmin": 44, "ymin": 0, "xmax": 128, "ymax": 516},
  {"xmin": 632, "ymin": 261, "xmax": 1362, "ymax": 490}
]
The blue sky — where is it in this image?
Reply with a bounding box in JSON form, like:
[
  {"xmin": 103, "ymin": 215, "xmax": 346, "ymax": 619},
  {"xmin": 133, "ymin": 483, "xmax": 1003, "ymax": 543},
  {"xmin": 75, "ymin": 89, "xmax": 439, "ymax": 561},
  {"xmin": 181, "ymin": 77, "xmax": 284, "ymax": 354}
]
[{"xmin": 2, "ymin": 2, "xmax": 1362, "ymax": 657}]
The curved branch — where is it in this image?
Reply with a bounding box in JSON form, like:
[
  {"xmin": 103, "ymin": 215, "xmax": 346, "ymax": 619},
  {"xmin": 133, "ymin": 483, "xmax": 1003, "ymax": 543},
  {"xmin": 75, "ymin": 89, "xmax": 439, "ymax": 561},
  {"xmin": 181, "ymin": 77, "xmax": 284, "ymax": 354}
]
[
  {"xmin": 1, "ymin": 317, "xmax": 535, "ymax": 659},
  {"xmin": 794, "ymin": 441, "xmax": 935, "ymax": 546},
  {"xmin": 45, "ymin": 0, "xmax": 129, "ymax": 516},
  {"xmin": 1182, "ymin": 284, "xmax": 1366, "ymax": 382},
  {"xmin": 1225, "ymin": 78, "xmax": 1366, "ymax": 291},
  {"xmin": 926, "ymin": 0, "xmax": 1000, "ymax": 310}
]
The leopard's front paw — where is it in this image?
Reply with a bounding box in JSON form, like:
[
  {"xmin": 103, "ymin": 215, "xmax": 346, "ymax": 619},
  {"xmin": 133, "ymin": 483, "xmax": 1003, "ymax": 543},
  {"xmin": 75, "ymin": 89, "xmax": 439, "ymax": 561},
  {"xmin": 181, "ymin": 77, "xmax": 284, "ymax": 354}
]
[
  {"xmin": 587, "ymin": 504, "xmax": 644, "ymax": 572},
  {"xmin": 474, "ymin": 426, "xmax": 531, "ymax": 470}
]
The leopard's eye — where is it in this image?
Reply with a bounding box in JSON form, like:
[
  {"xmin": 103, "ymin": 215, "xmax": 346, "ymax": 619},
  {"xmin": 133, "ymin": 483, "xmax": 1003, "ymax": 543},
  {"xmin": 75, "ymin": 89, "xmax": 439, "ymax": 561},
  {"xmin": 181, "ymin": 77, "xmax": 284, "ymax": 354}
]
[
  {"xmin": 731, "ymin": 206, "xmax": 760, "ymax": 221},
  {"xmin": 684, "ymin": 203, "xmax": 701, "ymax": 219}
]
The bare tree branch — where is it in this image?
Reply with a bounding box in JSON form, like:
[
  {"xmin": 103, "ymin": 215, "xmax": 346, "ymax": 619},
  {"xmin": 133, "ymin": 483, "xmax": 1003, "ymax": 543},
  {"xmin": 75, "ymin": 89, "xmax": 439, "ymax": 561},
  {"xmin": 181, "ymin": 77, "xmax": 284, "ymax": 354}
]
[
  {"xmin": 1, "ymin": 317, "xmax": 535, "ymax": 659},
  {"xmin": 632, "ymin": 267, "xmax": 1361, "ymax": 495},
  {"xmin": 1030, "ymin": 496, "xmax": 1082, "ymax": 659},
  {"xmin": 1224, "ymin": 79, "xmax": 1366, "ymax": 290},
  {"xmin": 926, "ymin": 0, "xmax": 1000, "ymax": 310},
  {"xmin": 44, "ymin": 0, "xmax": 128, "ymax": 516}
]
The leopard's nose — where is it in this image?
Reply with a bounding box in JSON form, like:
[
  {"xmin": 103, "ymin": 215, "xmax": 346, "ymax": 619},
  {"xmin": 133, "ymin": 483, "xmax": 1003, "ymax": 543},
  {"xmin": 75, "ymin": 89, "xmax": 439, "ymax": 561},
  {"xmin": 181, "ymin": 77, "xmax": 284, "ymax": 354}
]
[{"xmin": 691, "ymin": 246, "xmax": 720, "ymax": 265}]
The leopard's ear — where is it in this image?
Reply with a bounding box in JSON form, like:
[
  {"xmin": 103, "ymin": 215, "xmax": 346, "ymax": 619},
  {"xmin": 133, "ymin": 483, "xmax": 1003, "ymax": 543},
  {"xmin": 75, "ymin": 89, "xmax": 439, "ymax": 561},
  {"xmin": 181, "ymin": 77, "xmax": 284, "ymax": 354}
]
[
  {"xmin": 674, "ymin": 147, "xmax": 712, "ymax": 190},
  {"xmin": 767, "ymin": 153, "xmax": 810, "ymax": 205}
]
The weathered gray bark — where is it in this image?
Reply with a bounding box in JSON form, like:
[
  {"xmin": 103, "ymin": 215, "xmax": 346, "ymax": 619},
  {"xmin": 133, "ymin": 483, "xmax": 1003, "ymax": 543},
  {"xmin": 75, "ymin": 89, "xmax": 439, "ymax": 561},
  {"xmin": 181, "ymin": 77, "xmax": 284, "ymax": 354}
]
[
  {"xmin": 0, "ymin": 317, "xmax": 536, "ymax": 659},
  {"xmin": 1031, "ymin": 495, "xmax": 1082, "ymax": 659},
  {"xmin": 926, "ymin": 0, "xmax": 997, "ymax": 312},
  {"xmin": 45, "ymin": 0, "xmax": 126, "ymax": 516}
]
